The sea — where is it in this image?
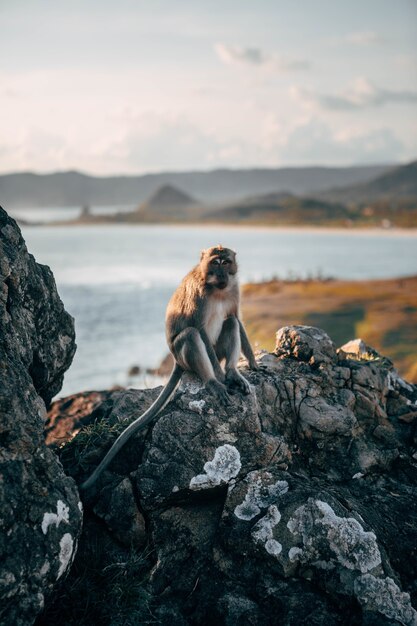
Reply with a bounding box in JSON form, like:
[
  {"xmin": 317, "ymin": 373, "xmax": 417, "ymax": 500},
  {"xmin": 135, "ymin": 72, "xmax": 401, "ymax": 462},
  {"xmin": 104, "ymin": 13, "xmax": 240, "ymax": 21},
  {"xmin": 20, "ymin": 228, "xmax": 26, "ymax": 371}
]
[{"xmin": 10, "ymin": 207, "xmax": 417, "ymax": 398}]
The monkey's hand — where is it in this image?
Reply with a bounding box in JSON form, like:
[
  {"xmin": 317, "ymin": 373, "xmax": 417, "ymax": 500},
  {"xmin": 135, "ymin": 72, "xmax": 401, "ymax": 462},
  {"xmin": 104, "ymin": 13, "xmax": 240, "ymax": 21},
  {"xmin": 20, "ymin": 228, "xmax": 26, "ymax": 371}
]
[
  {"xmin": 225, "ymin": 369, "xmax": 251, "ymax": 395},
  {"xmin": 248, "ymin": 358, "xmax": 259, "ymax": 371},
  {"xmin": 205, "ymin": 379, "xmax": 230, "ymax": 405}
]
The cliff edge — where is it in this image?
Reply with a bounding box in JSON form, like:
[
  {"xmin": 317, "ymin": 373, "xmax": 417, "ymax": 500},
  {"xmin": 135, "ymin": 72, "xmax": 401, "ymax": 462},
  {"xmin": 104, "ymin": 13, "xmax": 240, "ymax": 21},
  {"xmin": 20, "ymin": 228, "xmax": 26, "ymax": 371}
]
[{"xmin": 0, "ymin": 207, "xmax": 82, "ymax": 626}]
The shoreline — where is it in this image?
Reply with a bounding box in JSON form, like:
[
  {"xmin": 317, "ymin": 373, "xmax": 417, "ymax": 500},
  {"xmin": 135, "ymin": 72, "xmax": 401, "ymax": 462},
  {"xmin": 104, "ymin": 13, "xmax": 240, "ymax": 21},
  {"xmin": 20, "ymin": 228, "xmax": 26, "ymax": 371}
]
[{"xmin": 19, "ymin": 220, "xmax": 417, "ymax": 237}]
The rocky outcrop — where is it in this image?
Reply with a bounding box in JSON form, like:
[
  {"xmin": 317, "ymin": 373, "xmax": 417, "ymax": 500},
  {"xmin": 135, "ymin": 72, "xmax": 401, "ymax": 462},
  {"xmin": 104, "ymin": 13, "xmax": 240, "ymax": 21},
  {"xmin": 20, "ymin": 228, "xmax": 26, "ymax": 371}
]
[
  {"xmin": 0, "ymin": 208, "xmax": 82, "ymax": 626},
  {"xmin": 41, "ymin": 325, "xmax": 417, "ymax": 625},
  {"xmin": 45, "ymin": 390, "xmax": 114, "ymax": 446}
]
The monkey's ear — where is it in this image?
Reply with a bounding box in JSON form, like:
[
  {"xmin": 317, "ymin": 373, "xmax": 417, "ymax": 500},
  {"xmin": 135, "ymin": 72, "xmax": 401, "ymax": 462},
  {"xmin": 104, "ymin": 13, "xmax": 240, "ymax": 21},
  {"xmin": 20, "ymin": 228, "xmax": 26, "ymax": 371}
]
[{"xmin": 200, "ymin": 248, "xmax": 206, "ymax": 260}]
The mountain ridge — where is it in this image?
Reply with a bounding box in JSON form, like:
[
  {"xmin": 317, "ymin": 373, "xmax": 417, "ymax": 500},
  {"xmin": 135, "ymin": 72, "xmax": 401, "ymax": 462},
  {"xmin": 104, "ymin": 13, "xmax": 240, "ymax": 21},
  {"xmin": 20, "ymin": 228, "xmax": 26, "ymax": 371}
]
[
  {"xmin": 0, "ymin": 163, "xmax": 394, "ymax": 208},
  {"xmin": 316, "ymin": 160, "xmax": 417, "ymax": 203}
]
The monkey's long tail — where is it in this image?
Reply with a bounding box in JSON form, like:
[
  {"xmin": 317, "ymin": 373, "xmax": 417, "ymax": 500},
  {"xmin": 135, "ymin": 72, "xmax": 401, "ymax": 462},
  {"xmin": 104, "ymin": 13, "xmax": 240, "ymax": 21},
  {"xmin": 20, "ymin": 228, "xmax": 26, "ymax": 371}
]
[{"xmin": 80, "ymin": 364, "xmax": 183, "ymax": 492}]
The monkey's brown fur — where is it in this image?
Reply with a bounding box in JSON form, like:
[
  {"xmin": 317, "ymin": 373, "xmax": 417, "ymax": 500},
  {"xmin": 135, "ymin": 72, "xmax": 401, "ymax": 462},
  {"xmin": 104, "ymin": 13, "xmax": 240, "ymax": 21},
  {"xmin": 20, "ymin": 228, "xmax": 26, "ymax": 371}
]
[{"xmin": 80, "ymin": 246, "xmax": 257, "ymax": 492}]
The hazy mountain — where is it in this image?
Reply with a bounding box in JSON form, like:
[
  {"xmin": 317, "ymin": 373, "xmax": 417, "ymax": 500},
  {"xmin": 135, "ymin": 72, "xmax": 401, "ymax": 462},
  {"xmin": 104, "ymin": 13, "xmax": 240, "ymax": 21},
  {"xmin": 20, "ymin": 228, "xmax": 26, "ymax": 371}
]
[
  {"xmin": 317, "ymin": 160, "xmax": 417, "ymax": 203},
  {"xmin": 140, "ymin": 184, "xmax": 197, "ymax": 210},
  {"xmin": 203, "ymin": 193, "xmax": 349, "ymax": 225},
  {"xmin": 135, "ymin": 184, "xmax": 201, "ymax": 220},
  {"xmin": 0, "ymin": 164, "xmax": 393, "ymax": 209}
]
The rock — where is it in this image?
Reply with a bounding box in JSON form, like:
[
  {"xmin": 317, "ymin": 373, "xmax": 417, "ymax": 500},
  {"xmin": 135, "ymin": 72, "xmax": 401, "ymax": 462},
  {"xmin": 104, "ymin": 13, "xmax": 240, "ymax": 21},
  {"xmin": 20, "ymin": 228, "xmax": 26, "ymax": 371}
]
[
  {"xmin": 0, "ymin": 208, "xmax": 82, "ymax": 626},
  {"xmin": 340, "ymin": 338, "xmax": 368, "ymax": 357},
  {"xmin": 275, "ymin": 325, "xmax": 337, "ymax": 366},
  {"xmin": 0, "ymin": 208, "xmax": 76, "ymax": 406},
  {"xmin": 45, "ymin": 390, "xmax": 114, "ymax": 446},
  {"xmin": 92, "ymin": 478, "xmax": 146, "ymax": 548},
  {"xmin": 40, "ymin": 326, "xmax": 417, "ymax": 625}
]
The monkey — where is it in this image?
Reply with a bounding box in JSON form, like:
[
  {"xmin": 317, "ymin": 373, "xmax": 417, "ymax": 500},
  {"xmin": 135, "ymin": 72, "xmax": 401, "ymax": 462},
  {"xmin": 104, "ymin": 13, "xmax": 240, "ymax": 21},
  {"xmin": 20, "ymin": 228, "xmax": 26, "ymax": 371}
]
[{"xmin": 80, "ymin": 245, "xmax": 257, "ymax": 492}]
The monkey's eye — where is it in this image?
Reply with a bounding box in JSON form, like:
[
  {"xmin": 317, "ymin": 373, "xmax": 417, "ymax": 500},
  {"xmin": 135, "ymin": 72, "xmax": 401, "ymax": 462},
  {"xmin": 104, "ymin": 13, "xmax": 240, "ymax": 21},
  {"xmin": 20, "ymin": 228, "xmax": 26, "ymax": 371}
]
[
  {"xmin": 212, "ymin": 258, "xmax": 221, "ymax": 265},
  {"xmin": 221, "ymin": 259, "xmax": 230, "ymax": 265}
]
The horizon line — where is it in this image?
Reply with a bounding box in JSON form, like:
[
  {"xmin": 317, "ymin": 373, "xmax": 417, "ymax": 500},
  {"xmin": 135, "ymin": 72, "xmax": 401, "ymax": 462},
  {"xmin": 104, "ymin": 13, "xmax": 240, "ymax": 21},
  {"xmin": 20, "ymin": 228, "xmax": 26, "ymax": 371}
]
[{"xmin": 0, "ymin": 160, "xmax": 407, "ymax": 179}]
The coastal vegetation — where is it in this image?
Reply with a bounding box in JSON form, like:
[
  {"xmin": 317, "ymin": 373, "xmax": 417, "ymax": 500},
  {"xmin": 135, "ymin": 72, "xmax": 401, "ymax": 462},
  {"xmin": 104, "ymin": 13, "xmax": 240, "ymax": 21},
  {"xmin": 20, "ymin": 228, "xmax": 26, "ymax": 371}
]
[{"xmin": 241, "ymin": 275, "xmax": 417, "ymax": 382}]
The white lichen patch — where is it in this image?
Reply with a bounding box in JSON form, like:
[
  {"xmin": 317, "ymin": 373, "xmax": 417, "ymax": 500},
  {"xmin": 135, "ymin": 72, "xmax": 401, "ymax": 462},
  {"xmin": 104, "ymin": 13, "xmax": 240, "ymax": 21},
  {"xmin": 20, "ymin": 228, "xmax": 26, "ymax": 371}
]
[
  {"xmin": 234, "ymin": 472, "xmax": 289, "ymax": 521},
  {"xmin": 288, "ymin": 547, "xmax": 303, "ymax": 562},
  {"xmin": 78, "ymin": 501, "xmax": 83, "ymax": 513},
  {"xmin": 188, "ymin": 399, "xmax": 206, "ymax": 414},
  {"xmin": 287, "ymin": 499, "xmax": 381, "ymax": 574},
  {"xmin": 57, "ymin": 533, "xmax": 74, "ymax": 579},
  {"xmin": 41, "ymin": 500, "xmax": 70, "ymax": 535},
  {"xmin": 36, "ymin": 592, "xmax": 45, "ymax": 610},
  {"xmin": 39, "ymin": 561, "xmax": 50, "ymax": 577},
  {"xmin": 251, "ymin": 505, "xmax": 282, "ymax": 557},
  {"xmin": 265, "ymin": 539, "xmax": 283, "ymax": 556},
  {"xmin": 316, "ymin": 501, "xmax": 381, "ymax": 573},
  {"xmin": 180, "ymin": 378, "xmax": 204, "ymax": 395},
  {"xmin": 189, "ymin": 444, "xmax": 241, "ymax": 490},
  {"xmin": 354, "ymin": 575, "xmax": 417, "ymax": 626},
  {"xmin": 0, "ymin": 572, "xmax": 16, "ymax": 586}
]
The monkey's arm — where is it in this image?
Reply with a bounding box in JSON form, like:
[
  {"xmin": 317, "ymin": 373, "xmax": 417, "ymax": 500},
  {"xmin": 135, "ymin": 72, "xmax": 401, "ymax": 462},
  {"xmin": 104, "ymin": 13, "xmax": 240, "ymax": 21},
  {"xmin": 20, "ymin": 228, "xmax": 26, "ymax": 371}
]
[
  {"xmin": 80, "ymin": 363, "xmax": 183, "ymax": 493},
  {"xmin": 238, "ymin": 319, "xmax": 258, "ymax": 370},
  {"xmin": 199, "ymin": 328, "xmax": 226, "ymax": 382}
]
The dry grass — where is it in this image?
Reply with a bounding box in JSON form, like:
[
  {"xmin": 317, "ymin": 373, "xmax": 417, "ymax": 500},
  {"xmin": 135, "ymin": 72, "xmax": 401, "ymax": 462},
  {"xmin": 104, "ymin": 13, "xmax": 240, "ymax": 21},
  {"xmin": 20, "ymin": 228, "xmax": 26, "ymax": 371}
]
[{"xmin": 241, "ymin": 275, "xmax": 417, "ymax": 382}]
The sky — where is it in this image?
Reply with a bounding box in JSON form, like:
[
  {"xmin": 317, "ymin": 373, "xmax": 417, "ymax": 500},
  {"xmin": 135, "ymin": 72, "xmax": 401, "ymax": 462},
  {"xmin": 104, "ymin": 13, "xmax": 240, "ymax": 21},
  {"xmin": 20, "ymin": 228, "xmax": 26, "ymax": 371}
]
[{"xmin": 0, "ymin": 0, "xmax": 416, "ymax": 174}]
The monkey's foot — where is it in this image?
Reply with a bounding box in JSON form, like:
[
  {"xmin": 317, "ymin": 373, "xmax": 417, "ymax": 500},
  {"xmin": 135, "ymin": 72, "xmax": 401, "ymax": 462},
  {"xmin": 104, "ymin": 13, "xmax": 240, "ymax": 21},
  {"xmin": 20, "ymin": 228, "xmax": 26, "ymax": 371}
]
[
  {"xmin": 225, "ymin": 369, "xmax": 251, "ymax": 395},
  {"xmin": 205, "ymin": 379, "xmax": 230, "ymax": 405}
]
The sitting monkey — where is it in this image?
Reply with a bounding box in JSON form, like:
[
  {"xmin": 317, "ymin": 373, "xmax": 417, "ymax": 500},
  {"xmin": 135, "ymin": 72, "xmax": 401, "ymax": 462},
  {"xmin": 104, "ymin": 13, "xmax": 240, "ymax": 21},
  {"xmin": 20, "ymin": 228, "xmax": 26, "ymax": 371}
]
[{"xmin": 80, "ymin": 245, "xmax": 257, "ymax": 491}]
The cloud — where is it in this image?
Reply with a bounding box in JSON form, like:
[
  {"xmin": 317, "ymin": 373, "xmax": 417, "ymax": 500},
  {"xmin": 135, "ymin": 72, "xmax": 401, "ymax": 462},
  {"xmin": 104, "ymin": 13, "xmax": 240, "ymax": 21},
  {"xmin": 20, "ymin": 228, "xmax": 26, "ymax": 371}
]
[
  {"xmin": 214, "ymin": 43, "xmax": 310, "ymax": 72},
  {"xmin": 0, "ymin": 113, "xmax": 411, "ymax": 174},
  {"xmin": 86, "ymin": 113, "xmax": 256, "ymax": 173},
  {"xmin": 215, "ymin": 43, "xmax": 265, "ymax": 66},
  {"xmin": 293, "ymin": 78, "xmax": 417, "ymax": 111},
  {"xmin": 275, "ymin": 120, "xmax": 405, "ymax": 165},
  {"xmin": 0, "ymin": 128, "xmax": 72, "ymax": 173},
  {"xmin": 345, "ymin": 31, "xmax": 387, "ymax": 46}
]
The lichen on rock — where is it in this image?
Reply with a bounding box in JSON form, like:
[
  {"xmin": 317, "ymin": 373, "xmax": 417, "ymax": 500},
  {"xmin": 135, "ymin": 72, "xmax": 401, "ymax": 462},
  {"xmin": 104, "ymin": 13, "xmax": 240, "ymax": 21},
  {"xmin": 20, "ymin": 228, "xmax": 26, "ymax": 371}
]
[
  {"xmin": 251, "ymin": 505, "xmax": 283, "ymax": 557},
  {"xmin": 57, "ymin": 533, "xmax": 74, "ymax": 580},
  {"xmin": 354, "ymin": 574, "xmax": 417, "ymax": 625},
  {"xmin": 41, "ymin": 500, "xmax": 70, "ymax": 535},
  {"xmin": 287, "ymin": 498, "xmax": 382, "ymax": 574},
  {"xmin": 190, "ymin": 444, "xmax": 242, "ymax": 490},
  {"xmin": 234, "ymin": 471, "xmax": 289, "ymax": 521}
]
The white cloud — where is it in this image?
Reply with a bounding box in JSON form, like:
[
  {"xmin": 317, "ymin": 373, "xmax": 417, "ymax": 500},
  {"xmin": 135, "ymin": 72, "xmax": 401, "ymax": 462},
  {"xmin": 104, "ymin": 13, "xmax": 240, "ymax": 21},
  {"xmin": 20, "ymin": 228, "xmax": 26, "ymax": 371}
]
[
  {"xmin": 271, "ymin": 120, "xmax": 405, "ymax": 165},
  {"xmin": 0, "ymin": 128, "xmax": 71, "ymax": 173},
  {"xmin": 214, "ymin": 43, "xmax": 310, "ymax": 72},
  {"xmin": 292, "ymin": 78, "xmax": 417, "ymax": 111},
  {"xmin": 345, "ymin": 31, "xmax": 387, "ymax": 46},
  {"xmin": 215, "ymin": 43, "xmax": 266, "ymax": 66},
  {"xmin": 0, "ymin": 69, "xmax": 414, "ymax": 174},
  {"xmin": 0, "ymin": 113, "xmax": 411, "ymax": 173}
]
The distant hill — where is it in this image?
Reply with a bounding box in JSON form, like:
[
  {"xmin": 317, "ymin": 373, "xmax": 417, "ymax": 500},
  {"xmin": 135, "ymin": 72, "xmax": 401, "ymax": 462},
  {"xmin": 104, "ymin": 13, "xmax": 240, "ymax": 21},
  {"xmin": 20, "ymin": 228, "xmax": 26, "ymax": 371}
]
[
  {"xmin": 0, "ymin": 164, "xmax": 393, "ymax": 208},
  {"xmin": 140, "ymin": 184, "xmax": 197, "ymax": 211},
  {"xmin": 317, "ymin": 160, "xmax": 417, "ymax": 204},
  {"xmin": 134, "ymin": 184, "xmax": 201, "ymax": 221},
  {"xmin": 203, "ymin": 193, "xmax": 350, "ymax": 225}
]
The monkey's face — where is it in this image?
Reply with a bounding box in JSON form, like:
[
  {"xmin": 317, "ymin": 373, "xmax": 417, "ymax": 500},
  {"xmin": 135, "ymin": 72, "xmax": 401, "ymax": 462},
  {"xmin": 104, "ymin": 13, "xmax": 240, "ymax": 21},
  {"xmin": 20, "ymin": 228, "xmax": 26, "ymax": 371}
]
[{"xmin": 201, "ymin": 246, "xmax": 237, "ymax": 290}]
